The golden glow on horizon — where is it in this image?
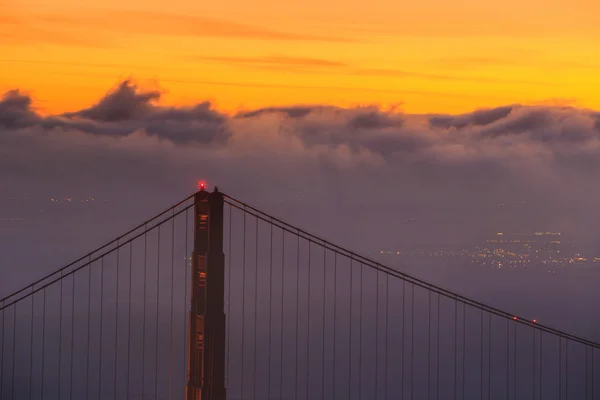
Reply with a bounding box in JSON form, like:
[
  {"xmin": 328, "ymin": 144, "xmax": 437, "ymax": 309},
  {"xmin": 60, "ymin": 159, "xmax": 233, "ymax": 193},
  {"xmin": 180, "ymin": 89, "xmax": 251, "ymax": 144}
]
[{"xmin": 2, "ymin": 0, "xmax": 600, "ymax": 114}]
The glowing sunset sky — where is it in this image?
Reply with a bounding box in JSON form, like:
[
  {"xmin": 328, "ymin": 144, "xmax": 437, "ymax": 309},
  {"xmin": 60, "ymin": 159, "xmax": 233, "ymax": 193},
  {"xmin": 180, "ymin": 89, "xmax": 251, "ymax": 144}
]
[{"xmin": 2, "ymin": 0, "xmax": 599, "ymax": 114}]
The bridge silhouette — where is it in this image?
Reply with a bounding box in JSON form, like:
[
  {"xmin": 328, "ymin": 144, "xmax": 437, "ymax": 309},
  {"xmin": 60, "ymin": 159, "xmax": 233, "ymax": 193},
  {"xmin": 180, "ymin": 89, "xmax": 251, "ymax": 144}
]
[{"xmin": 0, "ymin": 187, "xmax": 598, "ymax": 399}]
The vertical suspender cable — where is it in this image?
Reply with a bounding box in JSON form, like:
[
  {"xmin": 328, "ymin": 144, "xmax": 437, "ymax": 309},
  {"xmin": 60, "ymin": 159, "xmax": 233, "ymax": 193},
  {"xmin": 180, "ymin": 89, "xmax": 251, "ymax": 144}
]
[
  {"xmin": 480, "ymin": 309, "xmax": 484, "ymax": 400},
  {"xmin": 280, "ymin": 229, "xmax": 285, "ymax": 400},
  {"xmin": 114, "ymin": 243, "xmax": 120, "ymax": 400},
  {"xmin": 454, "ymin": 297, "xmax": 458, "ymax": 400},
  {"xmin": 411, "ymin": 283, "xmax": 415, "ymax": 400},
  {"xmin": 142, "ymin": 226, "xmax": 148, "ymax": 400},
  {"xmin": 268, "ymin": 221, "xmax": 273, "ymax": 398},
  {"xmin": 241, "ymin": 210, "xmax": 247, "ymax": 397},
  {"xmin": 30, "ymin": 289, "xmax": 35, "ymax": 400},
  {"xmin": 155, "ymin": 227, "xmax": 161, "ymax": 399},
  {"xmin": 333, "ymin": 253, "xmax": 338, "ymax": 400},
  {"xmin": 437, "ymin": 293, "xmax": 441, "ymax": 400},
  {"xmin": 375, "ymin": 270, "xmax": 379, "ymax": 400},
  {"xmin": 169, "ymin": 213, "xmax": 175, "ymax": 400},
  {"xmin": 41, "ymin": 288, "xmax": 47, "ymax": 400},
  {"xmin": 428, "ymin": 288, "xmax": 432, "ymax": 400},
  {"xmin": 225, "ymin": 206, "xmax": 231, "ymax": 389},
  {"xmin": 58, "ymin": 273, "xmax": 63, "ymax": 399},
  {"xmin": 99, "ymin": 257, "xmax": 104, "ymax": 400},
  {"xmin": 488, "ymin": 313, "xmax": 491, "ymax": 400},
  {"xmin": 462, "ymin": 303, "xmax": 466, "ymax": 400},
  {"xmin": 184, "ymin": 209, "xmax": 190, "ymax": 391},
  {"xmin": 11, "ymin": 303, "xmax": 17, "ymax": 400},
  {"xmin": 69, "ymin": 266, "xmax": 76, "ymax": 400},
  {"xmin": 401, "ymin": 279, "xmax": 405, "ymax": 400},
  {"xmin": 253, "ymin": 217, "xmax": 259, "ymax": 400},
  {"xmin": 321, "ymin": 245, "xmax": 327, "ymax": 400},
  {"xmin": 85, "ymin": 257, "xmax": 92, "ymax": 400},
  {"xmin": 294, "ymin": 232, "xmax": 300, "ymax": 400},
  {"xmin": 307, "ymin": 242, "xmax": 312, "ymax": 400},
  {"xmin": 384, "ymin": 272, "xmax": 389, "ymax": 400},
  {"xmin": 127, "ymin": 242, "xmax": 133, "ymax": 400},
  {"xmin": 359, "ymin": 263, "xmax": 363, "ymax": 400},
  {"xmin": 348, "ymin": 258, "xmax": 353, "ymax": 400}
]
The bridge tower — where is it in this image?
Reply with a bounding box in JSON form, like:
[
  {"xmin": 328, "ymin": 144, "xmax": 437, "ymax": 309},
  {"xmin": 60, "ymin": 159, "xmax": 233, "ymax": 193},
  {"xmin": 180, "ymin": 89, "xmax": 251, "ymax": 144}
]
[{"xmin": 187, "ymin": 187, "xmax": 227, "ymax": 400}]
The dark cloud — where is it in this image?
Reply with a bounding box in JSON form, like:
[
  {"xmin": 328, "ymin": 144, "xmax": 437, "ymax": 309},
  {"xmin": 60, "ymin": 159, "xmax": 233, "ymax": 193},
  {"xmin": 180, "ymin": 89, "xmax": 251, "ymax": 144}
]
[
  {"xmin": 0, "ymin": 89, "xmax": 39, "ymax": 129},
  {"xmin": 67, "ymin": 80, "xmax": 160, "ymax": 122},
  {"xmin": 429, "ymin": 106, "xmax": 514, "ymax": 129},
  {"xmin": 237, "ymin": 106, "xmax": 323, "ymax": 119},
  {"xmin": 1, "ymin": 81, "xmax": 231, "ymax": 145},
  {"xmin": 4, "ymin": 80, "xmax": 600, "ymax": 249}
]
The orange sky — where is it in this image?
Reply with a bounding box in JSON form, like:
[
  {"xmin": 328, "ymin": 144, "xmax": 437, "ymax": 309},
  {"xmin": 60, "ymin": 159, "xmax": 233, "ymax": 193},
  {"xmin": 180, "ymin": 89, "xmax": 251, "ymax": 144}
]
[{"xmin": 2, "ymin": 0, "xmax": 600, "ymax": 114}]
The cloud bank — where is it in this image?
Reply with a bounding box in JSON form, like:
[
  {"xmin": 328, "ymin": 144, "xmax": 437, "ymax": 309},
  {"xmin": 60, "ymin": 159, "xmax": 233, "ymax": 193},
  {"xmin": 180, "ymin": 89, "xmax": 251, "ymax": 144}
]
[{"xmin": 3, "ymin": 80, "xmax": 600, "ymax": 249}]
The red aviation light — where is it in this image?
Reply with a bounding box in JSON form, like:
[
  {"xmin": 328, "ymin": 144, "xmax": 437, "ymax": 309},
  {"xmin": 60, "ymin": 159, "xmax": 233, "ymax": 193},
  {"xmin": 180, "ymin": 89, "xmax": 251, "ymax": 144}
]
[{"xmin": 198, "ymin": 181, "xmax": 206, "ymax": 191}]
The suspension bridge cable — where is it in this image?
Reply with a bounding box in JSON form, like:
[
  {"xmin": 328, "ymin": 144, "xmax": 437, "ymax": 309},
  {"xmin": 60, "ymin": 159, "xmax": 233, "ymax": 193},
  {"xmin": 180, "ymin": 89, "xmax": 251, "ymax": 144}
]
[
  {"xmin": 224, "ymin": 195, "xmax": 600, "ymax": 349},
  {"xmin": 0, "ymin": 194, "xmax": 196, "ymax": 308},
  {"xmin": 0, "ymin": 204, "xmax": 194, "ymax": 313}
]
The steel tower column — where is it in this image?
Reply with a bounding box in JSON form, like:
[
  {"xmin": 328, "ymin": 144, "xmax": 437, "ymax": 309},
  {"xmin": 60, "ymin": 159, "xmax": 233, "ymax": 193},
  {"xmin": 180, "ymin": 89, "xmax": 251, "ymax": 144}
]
[{"xmin": 187, "ymin": 187, "xmax": 227, "ymax": 400}]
